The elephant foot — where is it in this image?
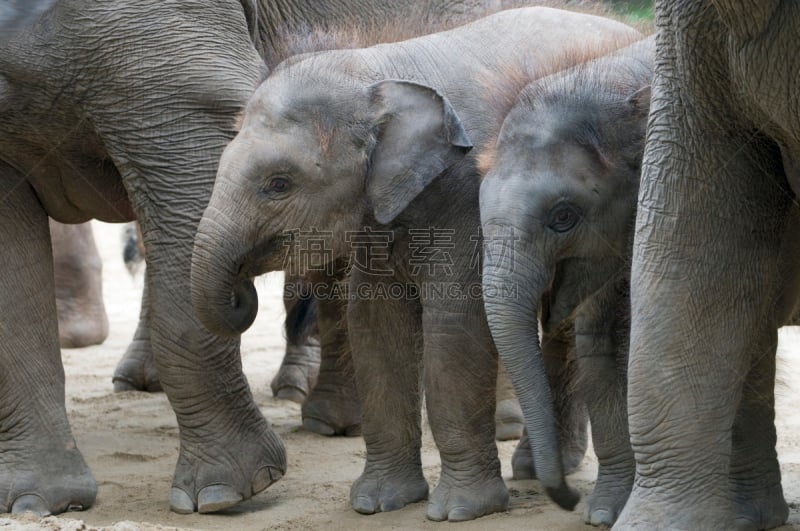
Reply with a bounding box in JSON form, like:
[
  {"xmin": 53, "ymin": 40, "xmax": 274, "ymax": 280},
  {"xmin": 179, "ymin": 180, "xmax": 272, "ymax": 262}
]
[
  {"xmin": 511, "ymin": 431, "xmax": 584, "ymax": 480},
  {"xmin": 427, "ymin": 471, "xmax": 508, "ymax": 522},
  {"xmin": 301, "ymin": 391, "xmax": 362, "ymax": 436},
  {"xmin": 58, "ymin": 310, "xmax": 109, "ymax": 349},
  {"xmin": 301, "ymin": 375, "xmax": 361, "ymax": 436},
  {"xmin": 169, "ymin": 418, "xmax": 286, "ymax": 514},
  {"xmin": 270, "ymin": 343, "xmax": 320, "ymax": 403},
  {"xmin": 494, "ymin": 398, "xmax": 523, "ymax": 441},
  {"xmin": 0, "ymin": 439, "xmax": 96, "ymax": 516},
  {"xmin": 112, "ymin": 338, "xmax": 161, "ymax": 392},
  {"xmin": 732, "ymin": 482, "xmax": 788, "ymax": 530},
  {"xmin": 582, "ymin": 465, "xmax": 633, "ymax": 526},
  {"xmin": 350, "ymin": 466, "xmax": 429, "ymax": 514},
  {"xmin": 614, "ymin": 482, "xmax": 732, "ymax": 530}
]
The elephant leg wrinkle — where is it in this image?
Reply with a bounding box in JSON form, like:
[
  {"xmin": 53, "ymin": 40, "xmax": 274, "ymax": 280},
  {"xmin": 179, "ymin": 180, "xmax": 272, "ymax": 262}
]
[{"xmin": 0, "ymin": 181, "xmax": 96, "ymax": 515}]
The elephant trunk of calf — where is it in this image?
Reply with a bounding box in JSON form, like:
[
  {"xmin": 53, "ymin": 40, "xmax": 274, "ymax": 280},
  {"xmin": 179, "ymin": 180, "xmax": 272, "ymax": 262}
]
[
  {"xmin": 482, "ymin": 224, "xmax": 578, "ymax": 510},
  {"xmin": 191, "ymin": 215, "xmax": 259, "ymax": 337}
]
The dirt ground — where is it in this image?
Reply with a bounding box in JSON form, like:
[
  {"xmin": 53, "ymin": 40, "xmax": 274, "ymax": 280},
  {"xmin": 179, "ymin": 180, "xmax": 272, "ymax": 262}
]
[{"xmin": 3, "ymin": 220, "xmax": 800, "ymax": 530}]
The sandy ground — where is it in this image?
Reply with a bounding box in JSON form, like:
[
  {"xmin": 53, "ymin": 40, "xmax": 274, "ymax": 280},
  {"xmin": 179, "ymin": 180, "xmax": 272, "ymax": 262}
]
[{"xmin": 3, "ymin": 220, "xmax": 800, "ymax": 530}]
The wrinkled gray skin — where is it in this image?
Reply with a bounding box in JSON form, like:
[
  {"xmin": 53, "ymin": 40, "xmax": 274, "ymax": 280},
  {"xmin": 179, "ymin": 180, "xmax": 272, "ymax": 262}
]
[
  {"xmin": 0, "ymin": 0, "xmax": 511, "ymax": 517},
  {"xmin": 191, "ymin": 7, "xmax": 640, "ymax": 521},
  {"xmin": 122, "ymin": 235, "xmax": 518, "ymax": 438},
  {"xmin": 479, "ymin": 39, "xmax": 653, "ymax": 525},
  {"xmin": 51, "ymin": 220, "xmax": 109, "ymax": 349},
  {"xmin": 104, "ymin": 0, "xmax": 523, "ymax": 436},
  {"xmin": 616, "ymin": 2, "xmax": 800, "ymax": 530}
]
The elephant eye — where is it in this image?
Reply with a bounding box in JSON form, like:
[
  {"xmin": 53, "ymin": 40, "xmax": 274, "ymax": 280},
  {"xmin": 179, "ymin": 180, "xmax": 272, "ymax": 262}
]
[
  {"xmin": 547, "ymin": 202, "xmax": 581, "ymax": 233},
  {"xmin": 263, "ymin": 176, "xmax": 291, "ymax": 196}
]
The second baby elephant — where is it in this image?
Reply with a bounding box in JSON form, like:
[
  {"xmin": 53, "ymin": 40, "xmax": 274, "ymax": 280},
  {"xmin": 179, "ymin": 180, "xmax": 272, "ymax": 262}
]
[
  {"xmin": 190, "ymin": 7, "xmax": 640, "ymax": 521},
  {"xmin": 478, "ymin": 39, "xmax": 653, "ymax": 526}
]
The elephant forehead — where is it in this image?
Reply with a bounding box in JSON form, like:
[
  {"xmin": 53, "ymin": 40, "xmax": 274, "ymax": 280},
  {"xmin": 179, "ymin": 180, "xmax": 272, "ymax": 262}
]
[{"xmin": 223, "ymin": 127, "xmax": 323, "ymax": 177}]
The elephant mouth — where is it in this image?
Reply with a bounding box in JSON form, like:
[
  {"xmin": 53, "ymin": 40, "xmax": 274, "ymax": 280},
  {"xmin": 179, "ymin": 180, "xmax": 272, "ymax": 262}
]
[{"xmin": 235, "ymin": 235, "xmax": 292, "ymax": 280}]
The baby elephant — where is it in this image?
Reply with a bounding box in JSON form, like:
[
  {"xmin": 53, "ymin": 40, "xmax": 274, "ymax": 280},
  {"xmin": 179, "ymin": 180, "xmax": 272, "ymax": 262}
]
[
  {"xmin": 478, "ymin": 38, "xmax": 654, "ymax": 526},
  {"xmin": 190, "ymin": 7, "xmax": 640, "ymax": 522}
]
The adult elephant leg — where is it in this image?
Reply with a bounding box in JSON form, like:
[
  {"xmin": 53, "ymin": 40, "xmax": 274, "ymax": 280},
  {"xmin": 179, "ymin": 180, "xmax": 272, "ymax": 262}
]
[
  {"xmin": 511, "ymin": 330, "xmax": 588, "ymax": 480},
  {"xmin": 143, "ymin": 220, "xmax": 286, "ymax": 514},
  {"xmin": 729, "ymin": 329, "xmax": 788, "ymax": 530},
  {"xmin": 51, "ymin": 220, "xmax": 109, "ymax": 349},
  {"xmin": 347, "ymin": 277, "xmax": 428, "ymax": 514},
  {"xmin": 302, "ymin": 263, "xmax": 361, "ymax": 436},
  {"xmin": 112, "ymin": 275, "xmax": 161, "ymax": 392},
  {"xmin": 574, "ymin": 304, "xmax": 633, "ymax": 527},
  {"xmin": 617, "ymin": 128, "xmax": 790, "ymax": 528},
  {"xmin": 271, "ymin": 274, "xmax": 320, "ymax": 403},
  {"xmin": 494, "ymin": 363, "xmax": 523, "ymax": 441},
  {"xmin": 78, "ymin": 5, "xmax": 285, "ymax": 511},
  {"xmin": 423, "ymin": 301, "xmax": 507, "ymax": 522},
  {"xmin": 0, "ymin": 180, "xmax": 96, "ymax": 515}
]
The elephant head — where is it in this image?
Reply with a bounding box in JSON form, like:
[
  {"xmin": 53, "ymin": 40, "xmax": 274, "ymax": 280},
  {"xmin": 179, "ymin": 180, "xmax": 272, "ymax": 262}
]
[
  {"xmin": 478, "ymin": 44, "xmax": 652, "ymax": 502},
  {"xmin": 191, "ymin": 62, "xmax": 471, "ymax": 336}
]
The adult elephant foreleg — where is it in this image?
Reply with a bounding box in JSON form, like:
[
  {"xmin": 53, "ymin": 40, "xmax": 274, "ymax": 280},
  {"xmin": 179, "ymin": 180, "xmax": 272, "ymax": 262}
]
[
  {"xmin": 0, "ymin": 179, "xmax": 96, "ymax": 515},
  {"xmin": 89, "ymin": 13, "xmax": 284, "ymax": 513},
  {"xmin": 146, "ymin": 218, "xmax": 286, "ymax": 514},
  {"xmin": 729, "ymin": 329, "xmax": 788, "ymax": 529},
  {"xmin": 617, "ymin": 117, "xmax": 792, "ymax": 530}
]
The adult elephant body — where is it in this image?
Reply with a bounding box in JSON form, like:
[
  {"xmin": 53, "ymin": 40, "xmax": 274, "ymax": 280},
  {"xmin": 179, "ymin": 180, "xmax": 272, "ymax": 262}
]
[
  {"xmin": 0, "ymin": 0, "xmax": 510, "ymax": 517},
  {"xmin": 190, "ymin": 7, "xmax": 640, "ymax": 521},
  {"xmin": 617, "ymin": 2, "xmax": 800, "ymax": 529}
]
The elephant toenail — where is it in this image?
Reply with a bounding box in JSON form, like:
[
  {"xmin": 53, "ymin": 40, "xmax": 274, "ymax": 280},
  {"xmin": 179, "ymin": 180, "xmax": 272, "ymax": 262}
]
[
  {"xmin": 169, "ymin": 487, "xmax": 195, "ymax": 514},
  {"xmin": 252, "ymin": 466, "xmax": 282, "ymax": 493},
  {"xmin": 197, "ymin": 484, "xmax": 243, "ymax": 513},
  {"xmin": 11, "ymin": 494, "xmax": 50, "ymax": 516}
]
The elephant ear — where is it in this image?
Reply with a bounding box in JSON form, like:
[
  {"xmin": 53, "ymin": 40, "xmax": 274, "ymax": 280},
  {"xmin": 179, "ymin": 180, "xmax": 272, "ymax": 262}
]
[{"xmin": 366, "ymin": 80, "xmax": 472, "ymax": 224}]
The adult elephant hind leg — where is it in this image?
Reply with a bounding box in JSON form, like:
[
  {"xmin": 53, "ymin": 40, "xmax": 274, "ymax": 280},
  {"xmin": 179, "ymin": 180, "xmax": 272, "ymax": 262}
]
[
  {"xmin": 0, "ymin": 181, "xmax": 96, "ymax": 515},
  {"xmin": 423, "ymin": 303, "xmax": 508, "ymax": 522},
  {"xmin": 302, "ymin": 264, "xmax": 361, "ymax": 436},
  {"xmin": 112, "ymin": 279, "xmax": 161, "ymax": 392},
  {"xmin": 347, "ymin": 280, "xmax": 428, "ymax": 514},
  {"xmin": 51, "ymin": 220, "xmax": 109, "ymax": 349},
  {"xmin": 729, "ymin": 329, "xmax": 788, "ymax": 530}
]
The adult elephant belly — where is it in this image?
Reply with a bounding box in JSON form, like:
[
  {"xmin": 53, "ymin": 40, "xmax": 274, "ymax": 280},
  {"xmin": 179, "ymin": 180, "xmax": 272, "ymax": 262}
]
[{"xmin": 29, "ymin": 155, "xmax": 135, "ymax": 224}]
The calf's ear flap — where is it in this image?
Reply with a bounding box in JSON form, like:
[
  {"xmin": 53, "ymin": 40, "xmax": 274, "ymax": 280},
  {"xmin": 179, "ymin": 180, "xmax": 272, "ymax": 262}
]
[{"xmin": 366, "ymin": 80, "xmax": 472, "ymax": 225}]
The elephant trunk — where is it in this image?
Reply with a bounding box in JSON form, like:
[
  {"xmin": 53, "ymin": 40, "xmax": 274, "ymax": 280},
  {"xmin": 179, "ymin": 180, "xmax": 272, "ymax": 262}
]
[
  {"xmin": 482, "ymin": 223, "xmax": 578, "ymax": 510},
  {"xmin": 191, "ymin": 211, "xmax": 259, "ymax": 337}
]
